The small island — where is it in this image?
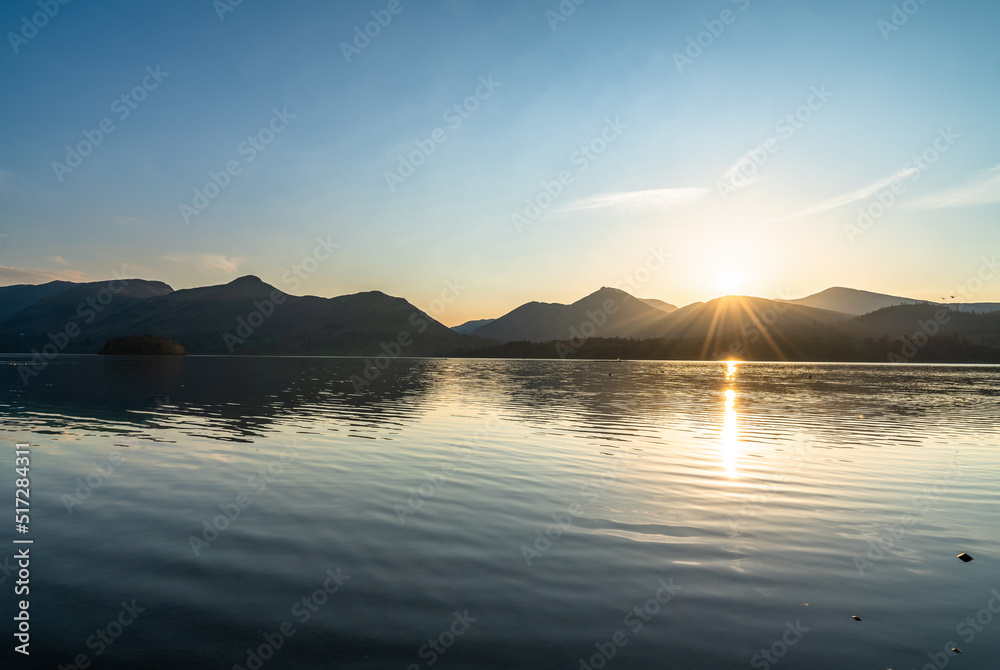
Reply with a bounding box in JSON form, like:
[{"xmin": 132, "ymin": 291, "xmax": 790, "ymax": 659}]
[{"xmin": 98, "ymin": 334, "xmax": 187, "ymax": 356}]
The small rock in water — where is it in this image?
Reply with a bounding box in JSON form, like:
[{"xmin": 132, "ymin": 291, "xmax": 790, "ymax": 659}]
[
  {"xmin": 957, "ymin": 553, "xmax": 973, "ymax": 562},
  {"xmin": 852, "ymin": 615, "xmax": 862, "ymax": 621}
]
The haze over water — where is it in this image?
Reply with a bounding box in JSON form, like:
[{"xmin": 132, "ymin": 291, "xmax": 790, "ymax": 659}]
[{"xmin": 1, "ymin": 356, "xmax": 998, "ymax": 669}]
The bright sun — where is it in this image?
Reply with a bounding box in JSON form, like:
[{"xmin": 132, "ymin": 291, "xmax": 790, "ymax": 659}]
[{"xmin": 718, "ymin": 272, "xmax": 742, "ymax": 296}]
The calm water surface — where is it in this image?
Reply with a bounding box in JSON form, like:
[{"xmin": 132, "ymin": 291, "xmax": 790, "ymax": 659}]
[{"xmin": 1, "ymin": 356, "xmax": 998, "ymax": 669}]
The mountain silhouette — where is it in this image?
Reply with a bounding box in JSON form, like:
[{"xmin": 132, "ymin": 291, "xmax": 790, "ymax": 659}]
[
  {"xmin": 785, "ymin": 286, "xmax": 1000, "ymax": 315},
  {"xmin": 785, "ymin": 287, "xmax": 920, "ymax": 315},
  {"xmin": 472, "ymin": 287, "xmax": 674, "ymax": 342},
  {"xmin": 451, "ymin": 318, "xmax": 495, "ymax": 334},
  {"xmin": 0, "ymin": 276, "xmax": 472, "ymax": 356},
  {"xmin": 2, "ymin": 278, "xmax": 998, "ymax": 361}
]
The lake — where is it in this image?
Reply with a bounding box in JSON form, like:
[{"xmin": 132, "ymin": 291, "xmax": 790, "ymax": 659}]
[{"xmin": 1, "ymin": 356, "xmax": 998, "ymax": 669}]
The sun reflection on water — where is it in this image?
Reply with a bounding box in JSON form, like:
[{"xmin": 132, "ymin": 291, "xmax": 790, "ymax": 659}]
[{"xmin": 721, "ymin": 362, "xmax": 740, "ymax": 477}]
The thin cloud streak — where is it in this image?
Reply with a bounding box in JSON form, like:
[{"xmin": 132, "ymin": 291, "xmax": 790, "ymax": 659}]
[
  {"xmin": 0, "ymin": 265, "xmax": 91, "ymax": 285},
  {"xmin": 722, "ymin": 142, "xmax": 771, "ymax": 186},
  {"xmin": 776, "ymin": 167, "xmax": 919, "ymax": 221},
  {"xmin": 904, "ymin": 163, "xmax": 1000, "ymax": 210},
  {"xmin": 163, "ymin": 253, "xmax": 244, "ymax": 275},
  {"xmin": 557, "ymin": 187, "xmax": 710, "ymax": 214}
]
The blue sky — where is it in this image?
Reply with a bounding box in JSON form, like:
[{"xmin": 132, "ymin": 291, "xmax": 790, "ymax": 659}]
[{"xmin": 1, "ymin": 0, "xmax": 998, "ymax": 324}]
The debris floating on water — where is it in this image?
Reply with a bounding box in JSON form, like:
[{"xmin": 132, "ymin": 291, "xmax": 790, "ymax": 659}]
[
  {"xmin": 852, "ymin": 615, "xmax": 862, "ymax": 621},
  {"xmin": 957, "ymin": 553, "xmax": 974, "ymax": 562}
]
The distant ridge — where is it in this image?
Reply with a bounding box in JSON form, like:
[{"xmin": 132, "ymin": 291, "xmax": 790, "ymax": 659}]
[
  {"xmin": 784, "ymin": 287, "xmax": 920, "ymax": 315},
  {"xmin": 452, "ymin": 318, "xmax": 495, "ymax": 334},
  {"xmin": 639, "ymin": 297, "xmax": 678, "ymax": 313},
  {"xmin": 0, "ymin": 279, "xmax": 172, "ymax": 322},
  {"xmin": 784, "ymin": 286, "xmax": 1000, "ymax": 316}
]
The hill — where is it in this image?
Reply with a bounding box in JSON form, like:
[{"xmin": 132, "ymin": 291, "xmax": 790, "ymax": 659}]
[
  {"xmin": 472, "ymin": 287, "xmax": 677, "ymax": 342},
  {"xmin": 452, "ymin": 318, "xmax": 495, "ymax": 334},
  {"xmin": 456, "ymin": 302, "xmax": 1000, "ymax": 363},
  {"xmin": 785, "ymin": 286, "xmax": 1000, "ymax": 316},
  {"xmin": 0, "ymin": 275, "xmax": 477, "ymax": 356},
  {"xmin": 639, "ymin": 297, "xmax": 678, "ymax": 313},
  {"xmin": 784, "ymin": 287, "xmax": 919, "ymax": 315},
  {"xmin": 0, "ymin": 278, "xmax": 173, "ymax": 322}
]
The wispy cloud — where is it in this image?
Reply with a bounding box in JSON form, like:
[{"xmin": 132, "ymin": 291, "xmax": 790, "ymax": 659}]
[
  {"xmin": 47, "ymin": 255, "xmax": 67, "ymax": 265},
  {"xmin": 776, "ymin": 167, "xmax": 919, "ymax": 221},
  {"xmin": 163, "ymin": 253, "xmax": 243, "ymax": 274},
  {"xmin": 721, "ymin": 142, "xmax": 771, "ymax": 187},
  {"xmin": 904, "ymin": 163, "xmax": 1000, "ymax": 210},
  {"xmin": 116, "ymin": 215, "xmax": 140, "ymax": 225},
  {"xmin": 0, "ymin": 265, "xmax": 91, "ymax": 285},
  {"xmin": 557, "ymin": 187, "xmax": 710, "ymax": 214}
]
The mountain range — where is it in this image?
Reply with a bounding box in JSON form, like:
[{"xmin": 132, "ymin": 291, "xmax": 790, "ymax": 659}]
[
  {"xmin": 1, "ymin": 277, "xmax": 998, "ymax": 362},
  {"xmin": 782, "ymin": 286, "xmax": 1000, "ymax": 316},
  {"xmin": 456, "ymin": 285, "xmax": 999, "ymax": 344},
  {"xmin": 0, "ymin": 276, "xmax": 473, "ymax": 356}
]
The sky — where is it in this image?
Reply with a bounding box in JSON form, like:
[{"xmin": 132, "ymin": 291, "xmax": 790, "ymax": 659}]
[{"xmin": 1, "ymin": 0, "xmax": 999, "ymax": 326}]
